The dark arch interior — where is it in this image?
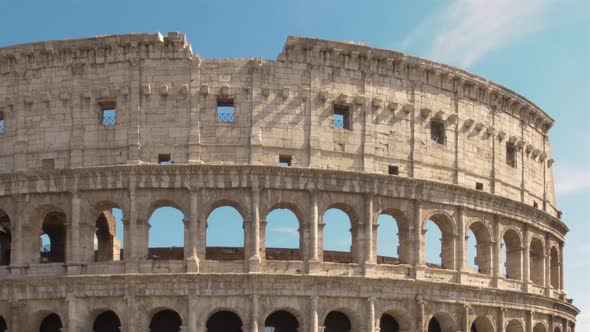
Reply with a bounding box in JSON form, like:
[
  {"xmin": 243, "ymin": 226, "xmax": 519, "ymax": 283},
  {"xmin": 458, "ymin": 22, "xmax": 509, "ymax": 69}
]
[
  {"xmin": 40, "ymin": 313, "xmax": 62, "ymax": 332},
  {"xmin": 324, "ymin": 311, "xmax": 351, "ymax": 332},
  {"xmin": 41, "ymin": 212, "xmax": 67, "ymax": 263},
  {"xmin": 206, "ymin": 311, "xmax": 243, "ymax": 332},
  {"xmin": 264, "ymin": 310, "xmax": 299, "ymax": 332},
  {"xmin": 93, "ymin": 310, "xmax": 121, "ymax": 332},
  {"xmin": 428, "ymin": 317, "xmax": 442, "ymax": 332},
  {"xmin": 0, "ymin": 316, "xmax": 6, "ymax": 332},
  {"xmin": 380, "ymin": 314, "xmax": 400, "ymax": 332},
  {"xmin": 149, "ymin": 309, "xmax": 182, "ymax": 332},
  {"xmin": 0, "ymin": 216, "xmax": 11, "ymax": 266}
]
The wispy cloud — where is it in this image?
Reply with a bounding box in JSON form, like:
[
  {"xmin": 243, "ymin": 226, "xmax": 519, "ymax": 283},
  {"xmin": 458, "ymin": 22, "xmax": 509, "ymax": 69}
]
[
  {"xmin": 554, "ymin": 162, "xmax": 590, "ymax": 195},
  {"xmin": 268, "ymin": 226, "xmax": 299, "ymax": 235},
  {"xmin": 403, "ymin": 0, "xmax": 555, "ymax": 68}
]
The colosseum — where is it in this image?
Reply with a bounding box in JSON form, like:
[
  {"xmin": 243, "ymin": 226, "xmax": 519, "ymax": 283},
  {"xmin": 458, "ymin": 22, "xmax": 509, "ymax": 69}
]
[{"xmin": 0, "ymin": 32, "xmax": 579, "ymax": 332}]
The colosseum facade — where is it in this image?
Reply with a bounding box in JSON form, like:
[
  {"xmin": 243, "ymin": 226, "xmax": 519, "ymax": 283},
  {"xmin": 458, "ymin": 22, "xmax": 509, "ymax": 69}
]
[{"xmin": 0, "ymin": 32, "xmax": 579, "ymax": 332}]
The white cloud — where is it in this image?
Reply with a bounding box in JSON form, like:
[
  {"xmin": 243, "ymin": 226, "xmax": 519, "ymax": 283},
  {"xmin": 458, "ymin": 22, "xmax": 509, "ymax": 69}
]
[
  {"xmin": 268, "ymin": 226, "xmax": 298, "ymax": 235},
  {"xmin": 554, "ymin": 163, "xmax": 590, "ymax": 195},
  {"xmin": 404, "ymin": 0, "xmax": 555, "ymax": 68}
]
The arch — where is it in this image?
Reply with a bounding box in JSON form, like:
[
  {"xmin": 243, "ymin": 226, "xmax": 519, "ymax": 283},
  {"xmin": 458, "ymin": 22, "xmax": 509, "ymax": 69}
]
[
  {"xmin": 265, "ymin": 208, "xmax": 302, "ymax": 261},
  {"xmin": 264, "ymin": 310, "xmax": 299, "ymax": 332},
  {"xmin": 0, "ymin": 209, "xmax": 11, "ymax": 266},
  {"xmin": 206, "ymin": 310, "xmax": 243, "ymax": 332},
  {"xmin": 322, "ymin": 207, "xmax": 353, "ymax": 263},
  {"xmin": 380, "ymin": 313, "xmax": 400, "ymax": 332},
  {"xmin": 149, "ymin": 309, "xmax": 182, "ymax": 332},
  {"xmin": 423, "ymin": 213, "xmax": 456, "ymax": 269},
  {"xmin": 94, "ymin": 209, "xmax": 122, "ymax": 262},
  {"xmin": 428, "ymin": 313, "xmax": 456, "ymax": 332},
  {"xmin": 206, "ymin": 205, "xmax": 245, "ymax": 261},
  {"xmin": 466, "ymin": 221, "xmax": 493, "ymax": 274},
  {"xmin": 323, "ymin": 311, "xmax": 351, "ymax": 332},
  {"xmin": 502, "ymin": 228, "xmax": 523, "ymax": 280},
  {"xmin": 530, "ymin": 237, "xmax": 545, "ymax": 285},
  {"xmin": 554, "ymin": 327, "xmax": 562, "ymax": 332},
  {"xmin": 506, "ymin": 319, "xmax": 525, "ymax": 332},
  {"xmin": 39, "ymin": 313, "xmax": 62, "ymax": 332},
  {"xmin": 534, "ymin": 322, "xmax": 548, "ymax": 332},
  {"xmin": 93, "ymin": 310, "xmax": 121, "ymax": 332},
  {"xmin": 40, "ymin": 210, "xmax": 67, "ymax": 263},
  {"xmin": 0, "ymin": 315, "xmax": 6, "ymax": 332},
  {"xmin": 377, "ymin": 209, "xmax": 411, "ymax": 264},
  {"xmin": 148, "ymin": 206, "xmax": 185, "ymax": 260},
  {"xmin": 379, "ymin": 309, "xmax": 411, "ymax": 332},
  {"xmin": 550, "ymin": 246, "xmax": 560, "ymax": 289},
  {"xmin": 470, "ymin": 315, "xmax": 494, "ymax": 332}
]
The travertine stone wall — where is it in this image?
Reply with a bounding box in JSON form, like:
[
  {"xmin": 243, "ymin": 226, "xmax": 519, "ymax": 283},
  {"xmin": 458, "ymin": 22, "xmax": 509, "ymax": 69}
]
[{"xmin": 0, "ymin": 33, "xmax": 577, "ymax": 332}]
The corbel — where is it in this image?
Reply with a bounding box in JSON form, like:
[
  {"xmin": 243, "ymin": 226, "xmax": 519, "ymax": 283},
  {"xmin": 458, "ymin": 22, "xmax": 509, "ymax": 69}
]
[
  {"xmin": 299, "ymin": 88, "xmax": 310, "ymax": 101},
  {"xmin": 354, "ymin": 95, "xmax": 366, "ymax": 105},
  {"xmin": 420, "ymin": 108, "xmax": 432, "ymax": 118},
  {"xmin": 475, "ymin": 122, "xmax": 485, "ymax": 132},
  {"xmin": 497, "ymin": 130, "xmax": 506, "ymax": 141},
  {"xmin": 446, "ymin": 114, "xmax": 458, "ymax": 124},
  {"xmin": 281, "ymin": 87, "xmax": 290, "ymax": 99},
  {"xmin": 142, "ymin": 84, "xmax": 151, "ymax": 96},
  {"xmin": 463, "ymin": 119, "xmax": 474, "ymax": 129},
  {"xmin": 261, "ymin": 88, "xmax": 270, "ymax": 98},
  {"xmin": 220, "ymin": 85, "xmax": 230, "ymax": 97},
  {"xmin": 372, "ymin": 97, "xmax": 384, "ymax": 108},
  {"xmin": 434, "ymin": 110, "xmax": 445, "ymax": 120},
  {"xmin": 159, "ymin": 84, "xmax": 169, "ymax": 97},
  {"xmin": 199, "ymin": 84, "xmax": 209, "ymax": 96}
]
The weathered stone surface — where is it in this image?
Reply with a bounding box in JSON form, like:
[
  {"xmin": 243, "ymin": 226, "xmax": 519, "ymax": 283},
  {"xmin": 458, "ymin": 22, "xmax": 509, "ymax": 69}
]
[{"xmin": 0, "ymin": 32, "xmax": 577, "ymax": 332}]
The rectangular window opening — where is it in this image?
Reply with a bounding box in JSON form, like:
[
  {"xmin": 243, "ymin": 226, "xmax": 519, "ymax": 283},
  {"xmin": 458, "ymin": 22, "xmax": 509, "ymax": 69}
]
[
  {"xmin": 0, "ymin": 111, "xmax": 5, "ymax": 134},
  {"xmin": 333, "ymin": 104, "xmax": 351, "ymax": 130},
  {"xmin": 476, "ymin": 182, "xmax": 484, "ymax": 191},
  {"xmin": 533, "ymin": 201, "xmax": 538, "ymax": 208},
  {"xmin": 279, "ymin": 155, "xmax": 292, "ymax": 167},
  {"xmin": 430, "ymin": 120, "xmax": 446, "ymax": 145},
  {"xmin": 506, "ymin": 143, "xmax": 517, "ymax": 168},
  {"xmin": 217, "ymin": 99, "xmax": 235, "ymax": 123},
  {"xmin": 158, "ymin": 154, "xmax": 172, "ymax": 165},
  {"xmin": 388, "ymin": 165, "xmax": 399, "ymax": 175},
  {"xmin": 101, "ymin": 108, "xmax": 117, "ymax": 126}
]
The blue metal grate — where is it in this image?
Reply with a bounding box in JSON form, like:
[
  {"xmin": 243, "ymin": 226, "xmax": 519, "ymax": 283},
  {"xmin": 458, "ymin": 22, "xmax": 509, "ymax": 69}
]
[
  {"xmin": 217, "ymin": 109, "xmax": 235, "ymax": 123},
  {"xmin": 0, "ymin": 120, "xmax": 4, "ymax": 134}
]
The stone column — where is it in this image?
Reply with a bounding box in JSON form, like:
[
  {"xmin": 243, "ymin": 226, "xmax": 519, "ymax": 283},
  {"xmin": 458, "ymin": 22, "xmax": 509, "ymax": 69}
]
[
  {"xmin": 544, "ymin": 235, "xmax": 552, "ymax": 296},
  {"xmin": 186, "ymin": 189, "xmax": 200, "ymax": 272},
  {"xmin": 526, "ymin": 311, "xmax": 533, "ymax": 332},
  {"xmin": 249, "ymin": 187, "xmax": 261, "ymax": 269},
  {"xmin": 497, "ymin": 308, "xmax": 505, "ymax": 332},
  {"xmin": 187, "ymin": 295, "xmax": 197, "ymax": 332},
  {"xmin": 125, "ymin": 295, "xmax": 139, "ymax": 332},
  {"xmin": 127, "ymin": 178, "xmax": 138, "ymax": 261},
  {"xmin": 66, "ymin": 295, "xmax": 78, "ymax": 332},
  {"xmin": 307, "ymin": 190, "xmax": 320, "ymax": 272},
  {"xmin": 67, "ymin": 192, "xmax": 81, "ymax": 274},
  {"xmin": 559, "ymin": 243, "xmax": 565, "ymax": 292},
  {"xmin": 462, "ymin": 304, "xmax": 470, "ymax": 332},
  {"xmin": 493, "ymin": 215, "xmax": 502, "ymax": 286},
  {"xmin": 364, "ymin": 194, "xmax": 375, "ymax": 274},
  {"xmin": 523, "ymin": 226, "xmax": 531, "ymax": 292},
  {"xmin": 456, "ymin": 206, "xmax": 466, "ymax": 277},
  {"xmin": 9, "ymin": 205, "xmax": 24, "ymax": 268},
  {"xmin": 251, "ymin": 294, "xmax": 259, "ymax": 332},
  {"xmin": 8, "ymin": 301, "xmax": 24, "ymax": 332},
  {"xmin": 367, "ymin": 297, "xmax": 376, "ymax": 332},
  {"xmin": 417, "ymin": 299, "xmax": 426, "ymax": 332},
  {"xmin": 413, "ymin": 200, "xmax": 424, "ymax": 279},
  {"xmin": 310, "ymin": 296, "xmax": 319, "ymax": 332}
]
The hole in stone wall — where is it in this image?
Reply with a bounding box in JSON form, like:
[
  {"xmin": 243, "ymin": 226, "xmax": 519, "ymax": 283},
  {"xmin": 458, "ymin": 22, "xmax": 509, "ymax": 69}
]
[
  {"xmin": 506, "ymin": 143, "xmax": 517, "ymax": 168},
  {"xmin": 279, "ymin": 155, "xmax": 292, "ymax": 167},
  {"xmin": 475, "ymin": 182, "xmax": 484, "ymax": 191},
  {"xmin": 158, "ymin": 154, "xmax": 172, "ymax": 165},
  {"xmin": 217, "ymin": 98, "xmax": 235, "ymax": 123},
  {"xmin": 388, "ymin": 165, "xmax": 399, "ymax": 175},
  {"xmin": 430, "ymin": 119, "xmax": 446, "ymax": 145},
  {"xmin": 333, "ymin": 104, "xmax": 351, "ymax": 129}
]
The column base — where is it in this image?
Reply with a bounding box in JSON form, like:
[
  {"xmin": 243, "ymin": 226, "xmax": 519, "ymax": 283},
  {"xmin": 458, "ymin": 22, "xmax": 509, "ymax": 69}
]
[
  {"xmin": 66, "ymin": 263, "xmax": 83, "ymax": 275},
  {"xmin": 306, "ymin": 259, "xmax": 321, "ymax": 274},
  {"xmin": 125, "ymin": 259, "xmax": 141, "ymax": 274},
  {"xmin": 413, "ymin": 264, "xmax": 426, "ymax": 280},
  {"xmin": 362, "ymin": 262, "xmax": 376, "ymax": 276},
  {"xmin": 186, "ymin": 256, "xmax": 200, "ymax": 273},
  {"xmin": 248, "ymin": 256, "xmax": 261, "ymax": 273},
  {"xmin": 8, "ymin": 265, "xmax": 27, "ymax": 277}
]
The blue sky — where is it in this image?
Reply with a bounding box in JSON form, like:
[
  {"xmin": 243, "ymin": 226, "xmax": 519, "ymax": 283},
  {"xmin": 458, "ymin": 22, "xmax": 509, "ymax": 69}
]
[{"xmin": 5, "ymin": 0, "xmax": 588, "ymax": 327}]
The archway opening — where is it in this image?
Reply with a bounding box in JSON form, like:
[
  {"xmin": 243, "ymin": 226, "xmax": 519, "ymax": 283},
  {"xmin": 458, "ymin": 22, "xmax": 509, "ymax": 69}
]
[
  {"xmin": 93, "ymin": 310, "xmax": 121, "ymax": 332},
  {"xmin": 148, "ymin": 207, "xmax": 185, "ymax": 260},
  {"xmin": 550, "ymin": 246, "xmax": 560, "ymax": 289},
  {"xmin": 323, "ymin": 208, "xmax": 353, "ymax": 263},
  {"xmin": 506, "ymin": 319, "xmax": 525, "ymax": 332},
  {"xmin": 502, "ymin": 229, "xmax": 522, "ymax": 280},
  {"xmin": 0, "ymin": 210, "xmax": 11, "ymax": 266},
  {"xmin": 94, "ymin": 209, "xmax": 123, "ymax": 262},
  {"xmin": 0, "ymin": 315, "xmax": 6, "ymax": 332},
  {"xmin": 470, "ymin": 316, "xmax": 494, "ymax": 332},
  {"xmin": 534, "ymin": 323, "xmax": 547, "ymax": 332},
  {"xmin": 206, "ymin": 206, "xmax": 245, "ymax": 260},
  {"xmin": 429, "ymin": 313, "xmax": 455, "ymax": 332},
  {"xmin": 149, "ymin": 309, "xmax": 182, "ymax": 332},
  {"xmin": 428, "ymin": 318, "xmax": 442, "ymax": 332},
  {"xmin": 377, "ymin": 214, "xmax": 400, "ymax": 264},
  {"xmin": 39, "ymin": 313, "xmax": 62, "ymax": 332},
  {"xmin": 530, "ymin": 238, "xmax": 544, "ymax": 285},
  {"xmin": 264, "ymin": 310, "xmax": 299, "ymax": 332},
  {"xmin": 380, "ymin": 313, "xmax": 400, "ymax": 332},
  {"xmin": 324, "ymin": 311, "xmax": 351, "ymax": 332},
  {"xmin": 467, "ymin": 222, "xmax": 492, "ymax": 274},
  {"xmin": 40, "ymin": 211, "xmax": 67, "ymax": 263},
  {"xmin": 424, "ymin": 214, "xmax": 455, "ymax": 269},
  {"xmin": 265, "ymin": 208, "xmax": 301, "ymax": 261},
  {"xmin": 206, "ymin": 311, "xmax": 243, "ymax": 332}
]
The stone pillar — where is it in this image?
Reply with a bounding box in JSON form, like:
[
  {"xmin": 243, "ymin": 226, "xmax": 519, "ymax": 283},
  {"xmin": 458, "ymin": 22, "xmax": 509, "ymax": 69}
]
[
  {"xmin": 545, "ymin": 235, "xmax": 552, "ymax": 296},
  {"xmin": 125, "ymin": 295, "xmax": 139, "ymax": 332},
  {"xmin": 248, "ymin": 187, "xmax": 261, "ymax": 272},
  {"xmin": 127, "ymin": 179, "xmax": 137, "ymax": 260},
  {"xmin": 307, "ymin": 190, "xmax": 320, "ymax": 272},
  {"xmin": 310, "ymin": 296, "xmax": 319, "ymax": 332},
  {"xmin": 456, "ymin": 206, "xmax": 466, "ymax": 277},
  {"xmin": 497, "ymin": 308, "xmax": 505, "ymax": 332},
  {"xmin": 526, "ymin": 311, "xmax": 534, "ymax": 332},
  {"xmin": 364, "ymin": 194, "xmax": 375, "ymax": 274},
  {"xmin": 186, "ymin": 189, "xmax": 200, "ymax": 272},
  {"xmin": 66, "ymin": 295, "xmax": 78, "ymax": 332},
  {"xmin": 523, "ymin": 226, "xmax": 531, "ymax": 292},
  {"xmin": 463, "ymin": 304, "xmax": 470, "ymax": 332},
  {"xmin": 8, "ymin": 301, "xmax": 24, "ymax": 332},
  {"xmin": 417, "ymin": 299, "xmax": 426, "ymax": 332},
  {"xmin": 187, "ymin": 295, "xmax": 197, "ymax": 332},
  {"xmin": 9, "ymin": 206, "xmax": 24, "ymax": 268},
  {"xmin": 493, "ymin": 216, "xmax": 502, "ymax": 285},
  {"xmin": 67, "ymin": 192, "xmax": 81, "ymax": 274},
  {"xmin": 251, "ymin": 294, "xmax": 259, "ymax": 332},
  {"xmin": 413, "ymin": 200, "xmax": 424, "ymax": 278},
  {"xmin": 559, "ymin": 243, "xmax": 565, "ymax": 292},
  {"xmin": 367, "ymin": 297, "xmax": 376, "ymax": 332}
]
